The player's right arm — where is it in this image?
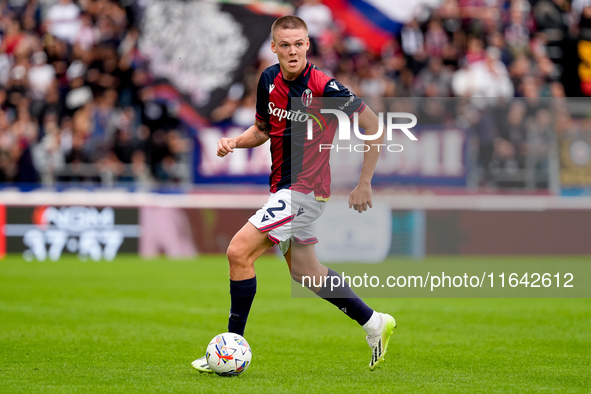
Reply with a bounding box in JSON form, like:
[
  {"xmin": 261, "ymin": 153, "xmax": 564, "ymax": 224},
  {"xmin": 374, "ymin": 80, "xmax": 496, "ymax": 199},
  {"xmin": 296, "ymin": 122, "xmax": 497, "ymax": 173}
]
[{"xmin": 217, "ymin": 120, "xmax": 270, "ymax": 157}]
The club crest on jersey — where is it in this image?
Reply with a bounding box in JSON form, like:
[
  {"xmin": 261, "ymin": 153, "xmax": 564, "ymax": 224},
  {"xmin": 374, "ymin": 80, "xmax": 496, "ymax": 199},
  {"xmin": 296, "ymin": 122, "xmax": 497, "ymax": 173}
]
[{"xmin": 302, "ymin": 88, "xmax": 313, "ymax": 107}]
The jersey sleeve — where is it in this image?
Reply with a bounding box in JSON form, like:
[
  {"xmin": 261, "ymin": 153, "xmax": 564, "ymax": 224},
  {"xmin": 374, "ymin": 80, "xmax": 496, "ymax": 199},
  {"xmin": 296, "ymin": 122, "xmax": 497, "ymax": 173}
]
[
  {"xmin": 322, "ymin": 79, "xmax": 366, "ymax": 118},
  {"xmin": 255, "ymin": 73, "xmax": 270, "ymax": 123}
]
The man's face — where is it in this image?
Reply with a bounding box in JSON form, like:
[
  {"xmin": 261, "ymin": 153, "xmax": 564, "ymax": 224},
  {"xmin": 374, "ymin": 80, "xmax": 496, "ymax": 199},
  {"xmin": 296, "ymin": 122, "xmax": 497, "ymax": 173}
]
[{"xmin": 271, "ymin": 27, "xmax": 309, "ymax": 80}]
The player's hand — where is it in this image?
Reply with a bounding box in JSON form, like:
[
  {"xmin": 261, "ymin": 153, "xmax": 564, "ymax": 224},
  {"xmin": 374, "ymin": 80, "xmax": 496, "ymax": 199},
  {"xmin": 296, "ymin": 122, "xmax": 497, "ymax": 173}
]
[
  {"xmin": 349, "ymin": 183, "xmax": 373, "ymax": 213},
  {"xmin": 217, "ymin": 138, "xmax": 237, "ymax": 157}
]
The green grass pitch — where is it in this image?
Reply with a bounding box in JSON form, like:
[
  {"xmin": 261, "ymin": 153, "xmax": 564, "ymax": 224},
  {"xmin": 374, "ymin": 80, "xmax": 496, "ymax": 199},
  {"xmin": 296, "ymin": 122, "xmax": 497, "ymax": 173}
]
[{"xmin": 1, "ymin": 255, "xmax": 590, "ymax": 393}]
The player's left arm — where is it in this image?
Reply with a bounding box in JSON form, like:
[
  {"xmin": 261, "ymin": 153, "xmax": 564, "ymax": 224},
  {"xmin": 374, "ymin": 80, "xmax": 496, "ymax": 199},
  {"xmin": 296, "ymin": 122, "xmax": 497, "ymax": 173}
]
[{"xmin": 349, "ymin": 106, "xmax": 383, "ymax": 213}]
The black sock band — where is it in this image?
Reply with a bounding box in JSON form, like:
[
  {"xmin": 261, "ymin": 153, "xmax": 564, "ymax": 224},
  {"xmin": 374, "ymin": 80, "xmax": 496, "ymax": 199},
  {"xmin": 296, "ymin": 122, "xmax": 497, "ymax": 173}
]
[
  {"xmin": 228, "ymin": 276, "xmax": 257, "ymax": 336},
  {"xmin": 316, "ymin": 269, "xmax": 374, "ymax": 326}
]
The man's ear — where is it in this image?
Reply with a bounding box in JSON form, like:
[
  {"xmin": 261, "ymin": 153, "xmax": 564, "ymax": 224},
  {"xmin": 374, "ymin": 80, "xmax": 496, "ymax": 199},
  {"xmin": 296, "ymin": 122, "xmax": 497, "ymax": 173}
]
[{"xmin": 271, "ymin": 41, "xmax": 276, "ymax": 53}]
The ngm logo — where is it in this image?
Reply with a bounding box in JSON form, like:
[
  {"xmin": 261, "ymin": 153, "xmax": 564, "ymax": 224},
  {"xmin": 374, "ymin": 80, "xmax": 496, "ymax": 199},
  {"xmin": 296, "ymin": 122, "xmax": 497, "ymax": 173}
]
[
  {"xmin": 307, "ymin": 110, "xmax": 418, "ymax": 152},
  {"xmin": 33, "ymin": 206, "xmax": 115, "ymax": 232}
]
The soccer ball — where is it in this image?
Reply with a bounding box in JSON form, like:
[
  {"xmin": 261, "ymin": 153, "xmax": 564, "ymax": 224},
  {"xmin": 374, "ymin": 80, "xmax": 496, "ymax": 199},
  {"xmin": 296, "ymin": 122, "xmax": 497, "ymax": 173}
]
[{"xmin": 206, "ymin": 332, "xmax": 252, "ymax": 376}]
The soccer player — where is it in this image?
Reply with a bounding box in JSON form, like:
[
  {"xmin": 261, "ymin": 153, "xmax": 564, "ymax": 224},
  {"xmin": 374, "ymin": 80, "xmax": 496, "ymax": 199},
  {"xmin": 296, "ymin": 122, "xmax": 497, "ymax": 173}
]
[{"xmin": 192, "ymin": 15, "xmax": 396, "ymax": 372}]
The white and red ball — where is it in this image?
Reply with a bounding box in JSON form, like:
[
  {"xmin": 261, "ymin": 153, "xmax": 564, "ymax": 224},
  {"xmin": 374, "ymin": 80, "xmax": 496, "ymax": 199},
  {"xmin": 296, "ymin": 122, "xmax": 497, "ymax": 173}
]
[{"xmin": 206, "ymin": 333, "xmax": 252, "ymax": 376}]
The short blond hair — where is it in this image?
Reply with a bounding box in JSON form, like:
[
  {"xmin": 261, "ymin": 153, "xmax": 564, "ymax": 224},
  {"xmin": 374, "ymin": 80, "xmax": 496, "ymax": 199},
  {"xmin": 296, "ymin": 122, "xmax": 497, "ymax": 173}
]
[{"xmin": 271, "ymin": 15, "xmax": 308, "ymax": 40}]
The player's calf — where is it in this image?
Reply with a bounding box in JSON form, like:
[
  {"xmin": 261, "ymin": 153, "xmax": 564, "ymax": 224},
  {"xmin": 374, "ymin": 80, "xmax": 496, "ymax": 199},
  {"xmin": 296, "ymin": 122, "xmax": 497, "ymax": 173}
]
[{"xmin": 289, "ymin": 270, "xmax": 328, "ymax": 292}]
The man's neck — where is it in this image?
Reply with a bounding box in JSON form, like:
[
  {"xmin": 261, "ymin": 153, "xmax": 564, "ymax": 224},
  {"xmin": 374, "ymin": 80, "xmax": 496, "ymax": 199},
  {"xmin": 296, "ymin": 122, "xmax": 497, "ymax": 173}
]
[{"xmin": 282, "ymin": 61, "xmax": 307, "ymax": 81}]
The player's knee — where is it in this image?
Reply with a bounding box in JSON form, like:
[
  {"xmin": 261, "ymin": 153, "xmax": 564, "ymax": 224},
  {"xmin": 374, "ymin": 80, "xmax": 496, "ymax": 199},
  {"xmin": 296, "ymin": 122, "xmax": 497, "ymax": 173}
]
[
  {"xmin": 226, "ymin": 243, "xmax": 242, "ymax": 266},
  {"xmin": 227, "ymin": 240, "xmax": 251, "ymax": 269}
]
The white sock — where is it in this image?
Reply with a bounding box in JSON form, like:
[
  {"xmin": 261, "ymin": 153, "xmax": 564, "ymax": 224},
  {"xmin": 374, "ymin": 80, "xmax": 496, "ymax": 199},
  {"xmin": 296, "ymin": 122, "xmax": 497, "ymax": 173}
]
[{"xmin": 362, "ymin": 311, "xmax": 382, "ymax": 336}]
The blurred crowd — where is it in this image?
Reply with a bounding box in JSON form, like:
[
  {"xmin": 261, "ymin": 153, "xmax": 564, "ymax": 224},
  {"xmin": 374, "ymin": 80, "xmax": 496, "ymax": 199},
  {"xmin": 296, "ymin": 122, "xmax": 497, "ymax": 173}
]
[
  {"xmin": 0, "ymin": 0, "xmax": 190, "ymax": 187},
  {"xmin": 0, "ymin": 0, "xmax": 585, "ymax": 188},
  {"xmin": 287, "ymin": 0, "xmax": 573, "ymax": 100}
]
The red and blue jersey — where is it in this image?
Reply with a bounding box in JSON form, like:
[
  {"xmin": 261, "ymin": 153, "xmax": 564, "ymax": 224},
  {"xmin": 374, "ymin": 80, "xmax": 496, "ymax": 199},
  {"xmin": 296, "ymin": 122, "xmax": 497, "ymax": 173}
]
[{"xmin": 255, "ymin": 61, "xmax": 365, "ymax": 199}]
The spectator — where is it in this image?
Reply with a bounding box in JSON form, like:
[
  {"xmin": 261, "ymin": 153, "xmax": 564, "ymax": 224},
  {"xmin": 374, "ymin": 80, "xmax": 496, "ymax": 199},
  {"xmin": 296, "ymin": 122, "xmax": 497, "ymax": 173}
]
[
  {"xmin": 106, "ymin": 128, "xmax": 135, "ymax": 183},
  {"xmin": 11, "ymin": 98, "xmax": 39, "ymax": 183},
  {"xmin": 509, "ymin": 53, "xmax": 531, "ymax": 89},
  {"xmin": 487, "ymin": 30, "xmax": 512, "ymax": 66},
  {"xmin": 62, "ymin": 129, "xmax": 94, "ymax": 183},
  {"xmin": 32, "ymin": 116, "xmax": 65, "ymax": 184},
  {"xmin": 401, "ymin": 18, "xmax": 425, "ymax": 57},
  {"xmin": 44, "ymin": 0, "xmax": 81, "ymax": 45},
  {"xmin": 504, "ymin": 1, "xmax": 531, "ymax": 56},
  {"xmin": 1, "ymin": 18, "xmax": 25, "ymax": 56},
  {"xmin": 494, "ymin": 98, "xmax": 527, "ymax": 172},
  {"xmin": 572, "ymin": 0, "xmax": 591, "ymax": 36},
  {"xmin": 359, "ymin": 64, "xmax": 395, "ymax": 98},
  {"xmin": 424, "ymin": 18, "xmax": 449, "ymax": 58},
  {"xmin": 0, "ymin": 111, "xmax": 16, "ymax": 181},
  {"xmin": 7, "ymin": 47, "xmax": 30, "ymax": 106},
  {"xmin": 296, "ymin": 0, "xmax": 333, "ymax": 56},
  {"xmin": 414, "ymin": 57, "xmax": 453, "ymax": 97},
  {"xmin": 28, "ymin": 51, "xmax": 55, "ymax": 117},
  {"xmin": 75, "ymin": 12, "xmax": 98, "ymax": 52},
  {"xmin": 464, "ymin": 36, "xmax": 486, "ymax": 65},
  {"xmin": 453, "ymin": 47, "xmax": 514, "ymax": 98}
]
